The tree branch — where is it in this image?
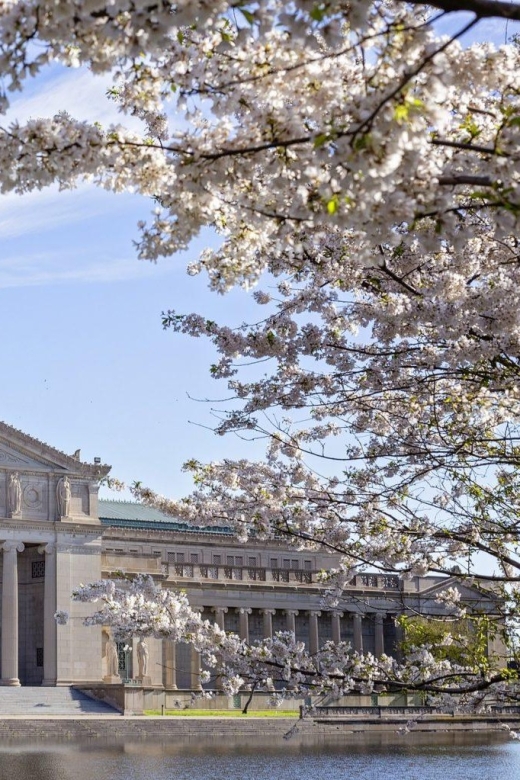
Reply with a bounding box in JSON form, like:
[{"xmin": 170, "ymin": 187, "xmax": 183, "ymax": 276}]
[{"xmin": 407, "ymin": 0, "xmax": 520, "ymax": 21}]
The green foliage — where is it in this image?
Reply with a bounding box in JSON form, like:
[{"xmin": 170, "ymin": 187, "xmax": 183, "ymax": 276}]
[{"xmin": 397, "ymin": 615, "xmax": 492, "ymax": 668}]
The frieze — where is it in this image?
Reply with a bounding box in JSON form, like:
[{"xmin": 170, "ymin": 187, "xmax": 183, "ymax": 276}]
[
  {"xmin": 56, "ymin": 545, "xmax": 102, "ymax": 555},
  {"xmin": 0, "ymin": 518, "xmax": 102, "ymax": 536}
]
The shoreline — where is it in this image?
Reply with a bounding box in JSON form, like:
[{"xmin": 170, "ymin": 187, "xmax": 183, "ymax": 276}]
[{"xmin": 0, "ymin": 715, "xmax": 517, "ymax": 742}]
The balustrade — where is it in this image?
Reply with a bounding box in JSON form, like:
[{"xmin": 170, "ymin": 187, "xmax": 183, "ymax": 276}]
[
  {"xmin": 199, "ymin": 565, "xmax": 218, "ymax": 579},
  {"xmin": 174, "ymin": 563, "xmax": 194, "ymax": 578},
  {"xmin": 357, "ymin": 574, "xmax": 399, "ymax": 590},
  {"xmin": 163, "ymin": 562, "xmax": 400, "ymax": 591}
]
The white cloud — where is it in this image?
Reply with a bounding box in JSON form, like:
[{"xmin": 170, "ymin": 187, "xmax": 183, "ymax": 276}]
[
  {"xmin": 0, "ymin": 248, "xmax": 173, "ymax": 289},
  {"xmin": 0, "ymin": 185, "xmax": 115, "ymax": 239},
  {"xmin": 6, "ymin": 68, "xmax": 143, "ymax": 129}
]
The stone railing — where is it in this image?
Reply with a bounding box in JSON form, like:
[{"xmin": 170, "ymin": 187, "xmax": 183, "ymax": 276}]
[
  {"xmin": 354, "ymin": 574, "xmax": 400, "ymax": 590},
  {"xmin": 102, "ymin": 555, "xmax": 401, "ymax": 592},
  {"xmin": 307, "ymin": 705, "xmax": 433, "ymax": 719},
  {"xmin": 166, "ymin": 563, "xmax": 315, "ymax": 585},
  {"xmin": 307, "ymin": 704, "xmax": 520, "ymax": 719}
]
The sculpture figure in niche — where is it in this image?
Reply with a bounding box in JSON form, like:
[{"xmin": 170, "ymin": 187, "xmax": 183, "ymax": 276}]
[
  {"xmin": 8, "ymin": 472, "xmax": 21, "ymax": 516},
  {"xmin": 56, "ymin": 476, "xmax": 71, "ymax": 518},
  {"xmin": 137, "ymin": 638, "xmax": 149, "ymax": 677},
  {"xmin": 105, "ymin": 636, "xmax": 119, "ymax": 678}
]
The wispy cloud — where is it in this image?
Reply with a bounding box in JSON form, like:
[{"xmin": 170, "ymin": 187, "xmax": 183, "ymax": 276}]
[
  {"xmin": 0, "ymin": 185, "xmax": 121, "ymax": 240},
  {"xmin": 0, "ymin": 248, "xmax": 175, "ymax": 289},
  {"xmin": 0, "ymin": 66, "xmax": 190, "ymax": 290},
  {"xmin": 6, "ymin": 68, "xmax": 143, "ymax": 129}
]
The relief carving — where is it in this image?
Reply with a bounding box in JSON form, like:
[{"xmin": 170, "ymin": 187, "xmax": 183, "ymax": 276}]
[{"xmin": 23, "ymin": 484, "xmax": 42, "ymax": 509}]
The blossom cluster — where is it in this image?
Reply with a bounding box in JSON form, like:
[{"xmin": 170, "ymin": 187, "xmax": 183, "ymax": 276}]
[{"xmin": 69, "ymin": 575, "xmax": 507, "ymax": 706}]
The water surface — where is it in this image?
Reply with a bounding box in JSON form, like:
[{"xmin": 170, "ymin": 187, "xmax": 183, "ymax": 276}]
[{"xmin": 0, "ymin": 733, "xmax": 517, "ymax": 780}]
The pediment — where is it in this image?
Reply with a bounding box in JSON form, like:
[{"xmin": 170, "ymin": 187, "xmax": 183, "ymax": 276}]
[
  {"xmin": 0, "ymin": 421, "xmax": 110, "ymax": 479},
  {"xmin": 419, "ymin": 576, "xmax": 500, "ymax": 604},
  {"xmin": 0, "ymin": 442, "xmax": 64, "ymax": 472}
]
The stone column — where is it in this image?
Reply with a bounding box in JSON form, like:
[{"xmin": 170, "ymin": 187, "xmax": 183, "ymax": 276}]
[
  {"xmin": 163, "ymin": 640, "xmax": 177, "ymax": 690},
  {"xmin": 190, "ymin": 647, "xmax": 202, "ymax": 690},
  {"xmin": 353, "ymin": 613, "xmax": 363, "ymax": 653},
  {"xmin": 285, "ymin": 609, "xmax": 298, "ymax": 636},
  {"xmin": 308, "ymin": 611, "xmax": 321, "ymax": 654},
  {"xmin": 261, "ymin": 609, "xmax": 275, "ymax": 639},
  {"xmin": 1, "ymin": 541, "xmax": 24, "ymax": 686},
  {"xmin": 237, "ymin": 607, "xmax": 252, "ymax": 643},
  {"xmin": 212, "ymin": 606, "xmax": 228, "ymax": 631},
  {"xmin": 190, "ymin": 607, "xmax": 203, "ymax": 690},
  {"xmin": 38, "ymin": 543, "xmax": 57, "ymax": 686},
  {"xmin": 375, "ymin": 613, "xmax": 385, "ymax": 658},
  {"xmin": 212, "ymin": 607, "xmax": 228, "ymax": 691},
  {"xmin": 331, "ymin": 611, "xmax": 343, "ymax": 644}
]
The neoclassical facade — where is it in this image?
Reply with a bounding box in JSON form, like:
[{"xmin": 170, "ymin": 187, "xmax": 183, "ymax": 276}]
[{"xmin": 0, "ymin": 422, "xmax": 505, "ymax": 689}]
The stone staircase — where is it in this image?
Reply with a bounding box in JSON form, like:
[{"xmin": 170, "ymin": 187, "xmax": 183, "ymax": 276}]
[{"xmin": 0, "ymin": 687, "xmax": 120, "ymax": 716}]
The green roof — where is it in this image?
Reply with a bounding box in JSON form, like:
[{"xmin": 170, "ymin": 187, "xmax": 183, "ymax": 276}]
[{"xmin": 98, "ymin": 499, "xmax": 232, "ymax": 534}]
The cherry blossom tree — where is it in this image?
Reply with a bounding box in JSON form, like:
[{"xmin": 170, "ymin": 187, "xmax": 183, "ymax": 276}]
[
  {"xmin": 5, "ymin": 0, "xmax": 520, "ymax": 703},
  {"xmin": 70, "ymin": 574, "xmax": 517, "ymax": 711}
]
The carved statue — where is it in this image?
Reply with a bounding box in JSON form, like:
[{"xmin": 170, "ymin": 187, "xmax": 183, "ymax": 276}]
[
  {"xmin": 137, "ymin": 638, "xmax": 149, "ymax": 678},
  {"xmin": 56, "ymin": 476, "xmax": 71, "ymax": 518},
  {"xmin": 8, "ymin": 472, "xmax": 21, "ymax": 515},
  {"xmin": 105, "ymin": 637, "xmax": 119, "ymax": 678}
]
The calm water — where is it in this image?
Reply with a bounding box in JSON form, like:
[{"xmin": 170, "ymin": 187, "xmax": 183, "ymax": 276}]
[{"xmin": 0, "ymin": 734, "xmax": 518, "ymax": 780}]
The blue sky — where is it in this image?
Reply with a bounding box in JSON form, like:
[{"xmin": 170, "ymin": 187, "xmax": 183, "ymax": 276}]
[
  {"xmin": 0, "ymin": 67, "xmax": 265, "ymax": 500},
  {"xmin": 0, "ymin": 12, "xmax": 516, "ymax": 503}
]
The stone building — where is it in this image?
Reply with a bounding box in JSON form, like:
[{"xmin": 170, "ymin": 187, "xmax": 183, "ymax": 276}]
[{"xmin": 0, "ymin": 421, "xmax": 505, "ymax": 689}]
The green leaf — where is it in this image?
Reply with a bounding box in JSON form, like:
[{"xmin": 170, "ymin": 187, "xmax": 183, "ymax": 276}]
[
  {"xmin": 313, "ymin": 133, "xmax": 330, "ymax": 148},
  {"xmin": 394, "ymin": 103, "xmax": 409, "ymax": 123},
  {"xmin": 310, "ymin": 4, "xmax": 326, "ymax": 21},
  {"xmin": 326, "ymin": 195, "xmax": 339, "ymax": 215},
  {"xmin": 240, "ymin": 8, "xmax": 255, "ymax": 25}
]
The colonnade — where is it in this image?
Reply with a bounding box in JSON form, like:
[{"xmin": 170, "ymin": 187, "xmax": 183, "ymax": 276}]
[
  {"xmin": 163, "ymin": 606, "xmax": 392, "ymax": 691},
  {"xmin": 0, "ymin": 541, "xmax": 56, "ymax": 687}
]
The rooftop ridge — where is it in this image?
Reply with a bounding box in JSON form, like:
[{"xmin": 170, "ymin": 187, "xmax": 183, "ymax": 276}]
[{"xmin": 99, "ymin": 499, "xmax": 142, "ymax": 505}]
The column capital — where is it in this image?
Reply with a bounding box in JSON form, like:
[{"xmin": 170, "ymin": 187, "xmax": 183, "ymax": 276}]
[
  {"xmin": 284, "ymin": 609, "xmax": 299, "ymax": 617},
  {"xmin": 261, "ymin": 608, "xmax": 276, "ymax": 616},
  {"xmin": 331, "ymin": 610, "xmax": 344, "ymax": 618},
  {"xmin": 308, "ymin": 610, "xmax": 321, "ymax": 618},
  {"xmin": 212, "ymin": 606, "xmax": 228, "ymax": 615},
  {"xmin": 374, "ymin": 612, "xmax": 385, "ymax": 622},
  {"xmin": 237, "ymin": 607, "xmax": 252, "ymax": 615},
  {"xmin": 38, "ymin": 543, "xmax": 56, "ymax": 556},
  {"xmin": 1, "ymin": 541, "xmax": 24, "ymax": 554}
]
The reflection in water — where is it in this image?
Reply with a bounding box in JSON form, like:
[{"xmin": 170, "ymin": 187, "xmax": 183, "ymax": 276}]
[{"xmin": 0, "ymin": 734, "xmax": 518, "ymax": 780}]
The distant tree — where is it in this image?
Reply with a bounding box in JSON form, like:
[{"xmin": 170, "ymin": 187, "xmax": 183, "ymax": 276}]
[{"xmin": 397, "ymin": 615, "xmax": 493, "ymax": 668}]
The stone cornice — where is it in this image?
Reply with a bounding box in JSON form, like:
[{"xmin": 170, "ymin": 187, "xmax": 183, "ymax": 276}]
[
  {"xmin": 0, "ymin": 518, "xmax": 103, "ymax": 537},
  {"xmin": 101, "ymin": 525, "xmax": 301, "ymax": 549}
]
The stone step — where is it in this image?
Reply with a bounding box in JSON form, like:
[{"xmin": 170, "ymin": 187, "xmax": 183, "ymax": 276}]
[{"xmin": 0, "ymin": 687, "xmax": 120, "ymax": 715}]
